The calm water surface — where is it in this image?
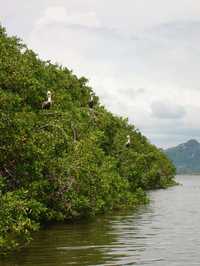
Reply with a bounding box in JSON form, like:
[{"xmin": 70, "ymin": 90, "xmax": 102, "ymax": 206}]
[{"xmin": 1, "ymin": 175, "xmax": 200, "ymax": 266}]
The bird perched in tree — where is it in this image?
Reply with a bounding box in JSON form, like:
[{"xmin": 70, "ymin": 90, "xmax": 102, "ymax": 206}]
[
  {"xmin": 42, "ymin": 91, "xmax": 52, "ymax": 109},
  {"xmin": 88, "ymin": 94, "xmax": 94, "ymax": 109},
  {"xmin": 126, "ymin": 135, "xmax": 131, "ymax": 147}
]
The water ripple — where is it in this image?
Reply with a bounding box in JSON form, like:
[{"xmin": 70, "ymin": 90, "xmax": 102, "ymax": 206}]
[{"xmin": 2, "ymin": 175, "xmax": 200, "ymax": 266}]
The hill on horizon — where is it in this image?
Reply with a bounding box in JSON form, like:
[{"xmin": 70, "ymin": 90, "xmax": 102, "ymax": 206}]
[{"xmin": 165, "ymin": 139, "xmax": 200, "ymax": 174}]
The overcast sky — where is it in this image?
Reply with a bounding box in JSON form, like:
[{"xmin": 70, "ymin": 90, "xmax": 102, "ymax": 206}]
[{"xmin": 1, "ymin": 0, "xmax": 200, "ymax": 148}]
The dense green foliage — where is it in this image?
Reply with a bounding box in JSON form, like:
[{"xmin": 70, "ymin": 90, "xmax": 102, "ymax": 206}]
[
  {"xmin": 165, "ymin": 139, "xmax": 200, "ymax": 174},
  {"xmin": 0, "ymin": 25, "xmax": 175, "ymax": 254}
]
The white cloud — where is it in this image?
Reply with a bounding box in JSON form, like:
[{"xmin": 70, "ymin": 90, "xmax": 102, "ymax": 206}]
[
  {"xmin": 151, "ymin": 100, "xmax": 186, "ymax": 119},
  {"xmin": 36, "ymin": 6, "xmax": 101, "ymax": 28}
]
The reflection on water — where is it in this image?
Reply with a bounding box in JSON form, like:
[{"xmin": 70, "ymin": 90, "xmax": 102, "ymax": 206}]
[{"xmin": 1, "ymin": 175, "xmax": 200, "ymax": 266}]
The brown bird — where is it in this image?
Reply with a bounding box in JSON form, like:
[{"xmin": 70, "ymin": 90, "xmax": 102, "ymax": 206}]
[{"xmin": 42, "ymin": 91, "xmax": 52, "ymax": 109}]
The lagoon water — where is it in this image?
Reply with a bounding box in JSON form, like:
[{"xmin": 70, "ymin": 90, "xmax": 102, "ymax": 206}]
[{"xmin": 1, "ymin": 175, "xmax": 200, "ymax": 266}]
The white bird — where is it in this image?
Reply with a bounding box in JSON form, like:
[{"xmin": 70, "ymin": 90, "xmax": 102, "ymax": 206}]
[
  {"xmin": 126, "ymin": 135, "xmax": 131, "ymax": 147},
  {"xmin": 88, "ymin": 94, "xmax": 94, "ymax": 109},
  {"xmin": 42, "ymin": 91, "xmax": 52, "ymax": 109}
]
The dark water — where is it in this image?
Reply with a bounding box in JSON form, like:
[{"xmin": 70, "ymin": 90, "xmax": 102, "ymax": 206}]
[{"xmin": 1, "ymin": 175, "xmax": 200, "ymax": 266}]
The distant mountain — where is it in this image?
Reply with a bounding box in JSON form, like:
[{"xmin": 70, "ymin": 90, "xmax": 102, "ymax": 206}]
[{"xmin": 165, "ymin": 139, "xmax": 200, "ymax": 174}]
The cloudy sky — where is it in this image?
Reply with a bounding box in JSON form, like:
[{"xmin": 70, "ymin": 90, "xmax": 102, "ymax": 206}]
[{"xmin": 1, "ymin": 0, "xmax": 200, "ymax": 148}]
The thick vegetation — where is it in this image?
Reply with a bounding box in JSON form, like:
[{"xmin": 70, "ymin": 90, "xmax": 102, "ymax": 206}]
[{"xmin": 0, "ymin": 25, "xmax": 175, "ymax": 254}]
